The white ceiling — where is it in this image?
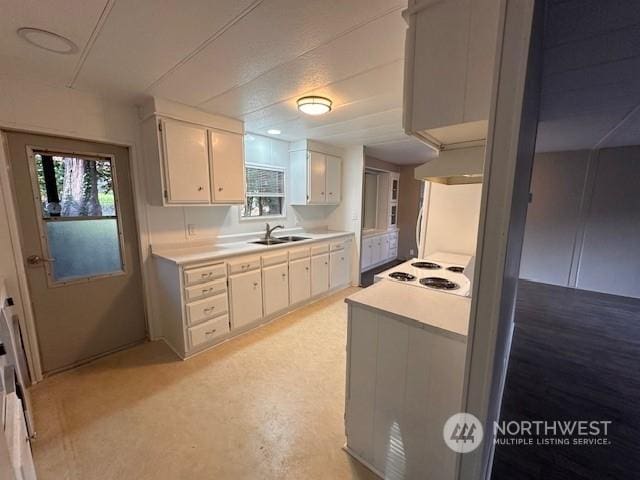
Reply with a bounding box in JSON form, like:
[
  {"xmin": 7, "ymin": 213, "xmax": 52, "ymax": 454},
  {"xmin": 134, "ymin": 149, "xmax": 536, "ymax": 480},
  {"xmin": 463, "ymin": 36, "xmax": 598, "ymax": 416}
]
[
  {"xmin": 536, "ymin": 0, "xmax": 640, "ymax": 152},
  {"xmin": 0, "ymin": 0, "xmax": 420, "ymax": 154}
]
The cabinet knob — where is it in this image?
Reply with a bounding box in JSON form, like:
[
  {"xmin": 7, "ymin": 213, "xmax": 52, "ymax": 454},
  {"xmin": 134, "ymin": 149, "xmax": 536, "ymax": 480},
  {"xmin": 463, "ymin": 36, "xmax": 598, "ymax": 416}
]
[
  {"xmin": 282, "ymin": 273, "xmax": 286, "ymax": 278},
  {"xmin": 321, "ymin": 192, "xmax": 324, "ymax": 195},
  {"xmin": 218, "ymin": 187, "xmax": 223, "ymax": 191},
  {"xmin": 253, "ymin": 282, "xmax": 258, "ymax": 287},
  {"xmin": 198, "ymin": 186, "xmax": 203, "ymax": 191},
  {"xmin": 305, "ymin": 267, "xmax": 309, "ymax": 271}
]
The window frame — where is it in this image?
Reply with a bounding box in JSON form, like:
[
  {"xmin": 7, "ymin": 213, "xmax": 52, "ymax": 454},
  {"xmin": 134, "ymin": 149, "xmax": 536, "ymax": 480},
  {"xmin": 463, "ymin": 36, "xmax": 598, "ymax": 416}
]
[
  {"xmin": 239, "ymin": 163, "xmax": 287, "ymax": 221},
  {"xmin": 26, "ymin": 146, "xmax": 127, "ymax": 287}
]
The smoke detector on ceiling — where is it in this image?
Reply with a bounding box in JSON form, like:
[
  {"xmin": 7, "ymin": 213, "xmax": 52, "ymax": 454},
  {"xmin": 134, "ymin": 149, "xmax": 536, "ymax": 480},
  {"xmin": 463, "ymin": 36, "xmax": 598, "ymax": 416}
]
[{"xmin": 17, "ymin": 27, "xmax": 78, "ymax": 54}]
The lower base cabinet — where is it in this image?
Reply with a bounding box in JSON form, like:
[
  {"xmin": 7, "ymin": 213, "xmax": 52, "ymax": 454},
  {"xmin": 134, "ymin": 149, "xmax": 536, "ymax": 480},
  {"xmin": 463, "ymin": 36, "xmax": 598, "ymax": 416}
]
[
  {"xmin": 262, "ymin": 262, "xmax": 290, "ymax": 316},
  {"xmin": 289, "ymin": 257, "xmax": 311, "ymax": 304},
  {"xmin": 229, "ymin": 269, "xmax": 263, "ymax": 329},
  {"xmin": 311, "ymin": 253, "xmax": 330, "ymax": 296},
  {"xmin": 330, "ymin": 247, "xmax": 350, "ymax": 288}
]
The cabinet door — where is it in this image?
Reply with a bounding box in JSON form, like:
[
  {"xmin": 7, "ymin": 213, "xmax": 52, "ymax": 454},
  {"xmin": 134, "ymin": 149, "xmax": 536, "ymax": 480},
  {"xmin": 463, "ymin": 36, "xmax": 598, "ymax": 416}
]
[
  {"xmin": 262, "ymin": 263, "xmax": 289, "ymax": 316},
  {"xmin": 374, "ymin": 236, "xmax": 385, "ymax": 265},
  {"xmin": 161, "ymin": 119, "xmax": 211, "ymax": 203},
  {"xmin": 411, "ymin": 0, "xmax": 470, "ymax": 131},
  {"xmin": 389, "ymin": 204, "xmax": 398, "ymax": 227},
  {"xmin": 308, "ymin": 151, "xmax": 326, "ymax": 203},
  {"xmin": 289, "ymin": 257, "xmax": 311, "ymax": 304},
  {"xmin": 325, "ymin": 155, "xmax": 341, "ymax": 204},
  {"xmin": 210, "ymin": 129, "xmax": 245, "ymax": 204},
  {"xmin": 311, "ymin": 253, "xmax": 329, "ymax": 296},
  {"xmin": 229, "ymin": 270, "xmax": 263, "ymax": 329},
  {"xmin": 390, "ymin": 175, "xmax": 399, "ymax": 202},
  {"xmin": 330, "ymin": 250, "xmax": 349, "ymax": 288},
  {"xmin": 362, "ymin": 238, "xmax": 373, "ymax": 270},
  {"xmin": 382, "ymin": 235, "xmax": 391, "ymax": 261}
]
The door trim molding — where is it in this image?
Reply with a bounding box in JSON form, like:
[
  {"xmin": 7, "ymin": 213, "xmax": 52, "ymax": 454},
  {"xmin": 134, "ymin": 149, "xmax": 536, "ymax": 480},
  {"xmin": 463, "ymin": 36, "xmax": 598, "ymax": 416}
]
[{"xmin": 0, "ymin": 133, "xmax": 44, "ymax": 381}]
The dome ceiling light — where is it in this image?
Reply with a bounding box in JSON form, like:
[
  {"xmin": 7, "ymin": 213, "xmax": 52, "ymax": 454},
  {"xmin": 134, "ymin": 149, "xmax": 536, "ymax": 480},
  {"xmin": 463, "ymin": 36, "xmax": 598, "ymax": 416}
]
[
  {"xmin": 297, "ymin": 96, "xmax": 332, "ymax": 116},
  {"xmin": 17, "ymin": 27, "xmax": 78, "ymax": 54}
]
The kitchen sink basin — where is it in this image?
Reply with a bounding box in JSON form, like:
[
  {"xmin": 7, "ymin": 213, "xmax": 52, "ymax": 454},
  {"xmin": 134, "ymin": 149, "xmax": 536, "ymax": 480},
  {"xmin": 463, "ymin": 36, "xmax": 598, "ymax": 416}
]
[
  {"xmin": 275, "ymin": 236, "xmax": 310, "ymax": 242},
  {"xmin": 250, "ymin": 239, "xmax": 288, "ymax": 246}
]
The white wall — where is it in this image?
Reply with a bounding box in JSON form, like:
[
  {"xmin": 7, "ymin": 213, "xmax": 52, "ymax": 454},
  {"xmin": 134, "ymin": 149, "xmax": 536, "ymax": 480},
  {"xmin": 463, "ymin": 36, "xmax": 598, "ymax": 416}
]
[
  {"xmin": 423, "ymin": 182, "xmax": 483, "ymax": 257},
  {"xmin": 146, "ymin": 132, "xmax": 332, "ymax": 247},
  {"xmin": 520, "ymin": 147, "xmax": 640, "ymax": 299}
]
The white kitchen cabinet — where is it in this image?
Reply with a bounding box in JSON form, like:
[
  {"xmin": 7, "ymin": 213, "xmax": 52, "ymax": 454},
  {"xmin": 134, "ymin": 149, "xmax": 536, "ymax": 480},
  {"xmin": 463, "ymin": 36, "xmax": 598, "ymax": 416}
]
[
  {"xmin": 153, "ymin": 234, "xmax": 354, "ymax": 359},
  {"xmin": 229, "ymin": 269, "xmax": 263, "ymax": 330},
  {"xmin": 309, "ymin": 151, "xmax": 327, "ymax": 203},
  {"xmin": 289, "ymin": 141, "xmax": 342, "ymax": 205},
  {"xmin": 330, "ymin": 244, "xmax": 350, "ymax": 289},
  {"xmin": 160, "ymin": 119, "xmax": 211, "ymax": 204},
  {"xmin": 325, "ymin": 155, "xmax": 342, "ymax": 204},
  {"xmin": 140, "ymin": 98, "xmax": 245, "ymax": 206},
  {"xmin": 289, "ymin": 257, "xmax": 311, "ymax": 305},
  {"xmin": 311, "ymin": 253, "xmax": 330, "ymax": 296},
  {"xmin": 390, "ymin": 173, "xmax": 399, "ymax": 203},
  {"xmin": 403, "ymin": 0, "xmax": 500, "ymax": 147},
  {"xmin": 361, "ymin": 232, "xmax": 399, "ymax": 273},
  {"xmin": 262, "ymin": 262, "xmax": 290, "ymax": 316},
  {"xmin": 209, "ymin": 129, "xmax": 245, "ymax": 204}
]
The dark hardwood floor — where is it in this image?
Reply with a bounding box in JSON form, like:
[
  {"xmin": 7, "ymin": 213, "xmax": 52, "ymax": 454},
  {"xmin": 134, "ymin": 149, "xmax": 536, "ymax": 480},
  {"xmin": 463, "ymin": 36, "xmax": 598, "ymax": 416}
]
[
  {"xmin": 491, "ymin": 280, "xmax": 640, "ymax": 479},
  {"xmin": 359, "ymin": 259, "xmax": 405, "ymax": 287}
]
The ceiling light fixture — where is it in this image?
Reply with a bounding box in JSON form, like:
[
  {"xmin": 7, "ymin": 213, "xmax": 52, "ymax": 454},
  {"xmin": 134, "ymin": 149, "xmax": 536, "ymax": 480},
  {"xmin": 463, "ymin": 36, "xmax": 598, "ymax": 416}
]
[
  {"xmin": 267, "ymin": 129, "xmax": 281, "ymax": 135},
  {"xmin": 297, "ymin": 96, "xmax": 332, "ymax": 116},
  {"xmin": 17, "ymin": 27, "xmax": 78, "ymax": 54}
]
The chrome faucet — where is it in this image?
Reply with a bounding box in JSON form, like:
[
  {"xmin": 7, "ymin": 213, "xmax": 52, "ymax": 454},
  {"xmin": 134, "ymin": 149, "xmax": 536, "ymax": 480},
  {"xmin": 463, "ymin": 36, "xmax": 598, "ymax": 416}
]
[{"xmin": 265, "ymin": 223, "xmax": 285, "ymax": 240}]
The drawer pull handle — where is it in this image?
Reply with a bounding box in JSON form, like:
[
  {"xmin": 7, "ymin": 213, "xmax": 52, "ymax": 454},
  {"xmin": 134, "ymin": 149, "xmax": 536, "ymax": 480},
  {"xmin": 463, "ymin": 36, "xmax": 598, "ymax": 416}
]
[
  {"xmin": 305, "ymin": 267, "xmax": 309, "ymax": 271},
  {"xmin": 253, "ymin": 282, "xmax": 258, "ymax": 287},
  {"xmin": 205, "ymin": 329, "xmax": 217, "ymax": 335},
  {"xmin": 202, "ymin": 288, "xmax": 213, "ymax": 294},
  {"xmin": 204, "ymin": 307, "xmax": 216, "ymax": 314}
]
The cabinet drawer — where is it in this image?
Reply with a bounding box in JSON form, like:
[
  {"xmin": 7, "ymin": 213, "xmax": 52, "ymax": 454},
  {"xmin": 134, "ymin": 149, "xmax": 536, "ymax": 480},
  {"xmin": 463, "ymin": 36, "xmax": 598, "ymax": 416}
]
[
  {"xmin": 330, "ymin": 240, "xmax": 347, "ymax": 251},
  {"xmin": 184, "ymin": 263, "xmax": 226, "ymax": 285},
  {"xmin": 262, "ymin": 251, "xmax": 288, "ymax": 267},
  {"xmin": 228, "ymin": 256, "xmax": 261, "ymax": 275},
  {"xmin": 185, "ymin": 277, "xmax": 227, "ymax": 303},
  {"xmin": 186, "ymin": 292, "xmax": 228, "ymax": 326},
  {"xmin": 311, "ymin": 243, "xmax": 330, "ymax": 256},
  {"xmin": 289, "ymin": 247, "xmax": 310, "ymax": 261},
  {"xmin": 188, "ymin": 315, "xmax": 230, "ymax": 349}
]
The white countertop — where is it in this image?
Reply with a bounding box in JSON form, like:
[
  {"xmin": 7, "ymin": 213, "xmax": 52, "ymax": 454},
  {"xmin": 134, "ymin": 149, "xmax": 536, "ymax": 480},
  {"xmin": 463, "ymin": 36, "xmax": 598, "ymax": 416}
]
[
  {"xmin": 152, "ymin": 230, "xmax": 354, "ymax": 265},
  {"xmin": 345, "ymin": 279, "xmax": 470, "ymax": 340}
]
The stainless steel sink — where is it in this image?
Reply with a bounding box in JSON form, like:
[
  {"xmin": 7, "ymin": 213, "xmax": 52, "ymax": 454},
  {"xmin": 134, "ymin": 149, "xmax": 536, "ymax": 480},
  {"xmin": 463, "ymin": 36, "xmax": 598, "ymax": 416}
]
[
  {"xmin": 250, "ymin": 239, "xmax": 288, "ymax": 246},
  {"xmin": 276, "ymin": 236, "xmax": 310, "ymax": 242}
]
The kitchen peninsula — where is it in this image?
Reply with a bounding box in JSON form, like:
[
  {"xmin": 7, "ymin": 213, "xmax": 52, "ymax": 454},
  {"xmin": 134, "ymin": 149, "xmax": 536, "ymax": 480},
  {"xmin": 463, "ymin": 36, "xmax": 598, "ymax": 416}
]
[{"xmin": 344, "ymin": 279, "xmax": 470, "ymax": 479}]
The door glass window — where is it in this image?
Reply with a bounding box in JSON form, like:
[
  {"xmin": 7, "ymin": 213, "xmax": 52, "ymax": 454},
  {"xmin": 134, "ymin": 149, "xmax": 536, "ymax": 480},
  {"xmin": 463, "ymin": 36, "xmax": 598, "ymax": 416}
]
[{"xmin": 34, "ymin": 153, "xmax": 123, "ymax": 282}]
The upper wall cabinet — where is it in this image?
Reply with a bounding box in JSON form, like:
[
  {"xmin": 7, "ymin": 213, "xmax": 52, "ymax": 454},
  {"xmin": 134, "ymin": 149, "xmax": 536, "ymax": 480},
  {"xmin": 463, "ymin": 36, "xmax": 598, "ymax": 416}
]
[
  {"xmin": 289, "ymin": 140, "xmax": 342, "ymax": 206},
  {"xmin": 141, "ymin": 97, "xmax": 245, "ymax": 206},
  {"xmin": 403, "ymin": 0, "xmax": 501, "ymax": 148}
]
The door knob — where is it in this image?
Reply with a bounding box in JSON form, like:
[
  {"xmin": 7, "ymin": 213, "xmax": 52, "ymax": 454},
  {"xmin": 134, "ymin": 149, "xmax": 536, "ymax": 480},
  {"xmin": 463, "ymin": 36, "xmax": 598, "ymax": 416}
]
[{"xmin": 26, "ymin": 254, "xmax": 55, "ymax": 265}]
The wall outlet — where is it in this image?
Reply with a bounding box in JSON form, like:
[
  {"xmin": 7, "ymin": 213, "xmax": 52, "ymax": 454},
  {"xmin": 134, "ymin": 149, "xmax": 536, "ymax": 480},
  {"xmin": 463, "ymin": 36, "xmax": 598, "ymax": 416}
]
[
  {"xmin": 187, "ymin": 224, "xmax": 197, "ymax": 236},
  {"xmin": 409, "ymin": 249, "xmax": 415, "ymax": 256}
]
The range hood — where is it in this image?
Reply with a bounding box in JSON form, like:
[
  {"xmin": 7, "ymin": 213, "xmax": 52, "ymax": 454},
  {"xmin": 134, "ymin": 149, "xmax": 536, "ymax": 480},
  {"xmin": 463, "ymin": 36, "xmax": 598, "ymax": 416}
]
[{"xmin": 414, "ymin": 145, "xmax": 485, "ymax": 185}]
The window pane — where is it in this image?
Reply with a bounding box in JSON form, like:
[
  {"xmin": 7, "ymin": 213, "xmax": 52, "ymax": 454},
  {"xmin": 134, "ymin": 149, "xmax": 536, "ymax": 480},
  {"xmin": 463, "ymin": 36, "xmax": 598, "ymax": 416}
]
[
  {"xmin": 46, "ymin": 219, "xmax": 123, "ymax": 281},
  {"xmin": 245, "ymin": 166, "xmax": 284, "ymax": 195},
  {"xmin": 35, "ymin": 154, "xmax": 116, "ymax": 218},
  {"xmin": 241, "ymin": 196, "xmax": 283, "ymax": 218}
]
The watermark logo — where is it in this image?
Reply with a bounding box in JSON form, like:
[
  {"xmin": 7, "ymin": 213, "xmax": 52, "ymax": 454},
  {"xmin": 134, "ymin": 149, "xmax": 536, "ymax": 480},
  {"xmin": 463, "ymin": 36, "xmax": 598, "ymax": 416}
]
[
  {"xmin": 443, "ymin": 413, "xmax": 484, "ymax": 453},
  {"xmin": 443, "ymin": 414, "xmax": 612, "ymax": 452}
]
